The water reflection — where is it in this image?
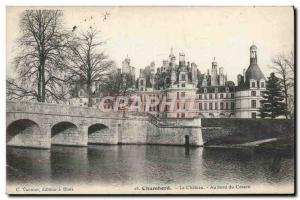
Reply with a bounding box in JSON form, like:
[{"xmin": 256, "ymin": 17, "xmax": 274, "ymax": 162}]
[{"xmin": 7, "ymin": 145, "xmax": 294, "ymax": 187}]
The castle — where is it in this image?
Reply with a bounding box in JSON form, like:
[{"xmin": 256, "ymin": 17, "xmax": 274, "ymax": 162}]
[{"xmin": 70, "ymin": 44, "xmax": 266, "ymax": 119}]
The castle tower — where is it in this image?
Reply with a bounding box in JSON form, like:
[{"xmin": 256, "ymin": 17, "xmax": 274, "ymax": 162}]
[
  {"xmin": 169, "ymin": 48, "xmax": 176, "ymax": 66},
  {"xmin": 211, "ymin": 57, "xmax": 218, "ymax": 86},
  {"xmin": 179, "ymin": 53, "xmax": 186, "ymax": 68},
  {"xmin": 202, "ymin": 74, "xmax": 208, "ymax": 87},
  {"xmin": 250, "ymin": 44, "xmax": 257, "ymax": 65},
  {"xmin": 171, "ymin": 68, "xmax": 176, "ymax": 84},
  {"xmin": 219, "ymin": 67, "xmax": 225, "ymax": 86},
  {"xmin": 245, "ymin": 44, "xmax": 265, "ymax": 83},
  {"xmin": 122, "ymin": 54, "xmax": 131, "ymax": 74}
]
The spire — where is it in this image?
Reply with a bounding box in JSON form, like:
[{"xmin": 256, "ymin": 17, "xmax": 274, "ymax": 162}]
[
  {"xmin": 212, "ymin": 57, "xmax": 217, "ymax": 67},
  {"xmin": 169, "ymin": 47, "xmax": 175, "ymax": 58}
]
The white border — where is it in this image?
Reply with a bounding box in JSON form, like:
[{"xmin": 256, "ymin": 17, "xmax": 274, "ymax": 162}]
[{"xmin": 1, "ymin": 0, "xmax": 299, "ymax": 199}]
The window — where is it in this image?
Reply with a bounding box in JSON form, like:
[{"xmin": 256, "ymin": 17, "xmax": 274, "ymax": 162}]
[
  {"xmin": 204, "ymin": 88, "xmax": 207, "ymax": 93},
  {"xmin": 209, "ymin": 103, "xmax": 212, "ymax": 110},
  {"xmin": 181, "ymin": 92, "xmax": 185, "ymax": 98},
  {"xmin": 177, "ymin": 102, "xmax": 180, "ymax": 109},
  {"xmin": 261, "ymin": 82, "xmax": 265, "ymax": 88},
  {"xmin": 177, "ymin": 92, "xmax": 179, "ymax": 99},
  {"xmin": 215, "ymin": 102, "xmax": 218, "ymax": 110},
  {"xmin": 209, "ymin": 94, "xmax": 212, "ymax": 99},
  {"xmin": 220, "ymin": 94, "xmax": 224, "ymax": 99},
  {"xmin": 260, "ymin": 91, "xmax": 263, "ymax": 96},
  {"xmin": 204, "ymin": 94, "xmax": 207, "ymax": 99},
  {"xmin": 215, "ymin": 94, "xmax": 218, "ymax": 99},
  {"xmin": 181, "ymin": 74, "xmax": 186, "ymax": 81},
  {"xmin": 226, "ymin": 87, "xmax": 229, "ymax": 92},
  {"xmin": 251, "ymin": 100, "xmax": 256, "ymax": 108},
  {"xmin": 231, "ymin": 102, "xmax": 235, "ymax": 110},
  {"xmin": 251, "ymin": 82, "xmax": 256, "ymax": 88},
  {"xmin": 140, "ymin": 79, "xmax": 144, "ymax": 85},
  {"xmin": 199, "ymin": 103, "xmax": 202, "ymax": 110},
  {"xmin": 204, "ymin": 103, "xmax": 207, "ymax": 110},
  {"xmin": 199, "ymin": 95, "xmax": 202, "ymax": 100},
  {"xmin": 220, "ymin": 102, "xmax": 224, "ymax": 110},
  {"xmin": 226, "ymin": 102, "xmax": 229, "ymax": 110},
  {"xmin": 226, "ymin": 93, "xmax": 229, "ymax": 99},
  {"xmin": 181, "ymin": 113, "xmax": 185, "ymax": 118},
  {"xmin": 251, "ymin": 112, "xmax": 256, "ymax": 119},
  {"xmin": 177, "ymin": 113, "xmax": 180, "ymax": 118},
  {"xmin": 181, "ymin": 83, "xmax": 185, "ymax": 87},
  {"xmin": 251, "ymin": 91, "xmax": 256, "ymax": 96},
  {"xmin": 79, "ymin": 90, "xmax": 83, "ymax": 97},
  {"xmin": 215, "ymin": 88, "xmax": 218, "ymax": 93},
  {"xmin": 231, "ymin": 93, "xmax": 234, "ymax": 98}
]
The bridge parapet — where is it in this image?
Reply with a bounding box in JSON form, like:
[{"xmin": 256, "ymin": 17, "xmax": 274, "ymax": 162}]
[{"xmin": 7, "ymin": 101, "xmax": 125, "ymax": 119}]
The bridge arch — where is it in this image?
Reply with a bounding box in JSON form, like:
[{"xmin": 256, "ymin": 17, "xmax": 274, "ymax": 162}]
[
  {"xmin": 88, "ymin": 123, "xmax": 109, "ymax": 135},
  {"xmin": 88, "ymin": 123, "xmax": 112, "ymax": 144},
  {"xmin": 7, "ymin": 119, "xmax": 45, "ymax": 148},
  {"xmin": 51, "ymin": 121, "xmax": 81, "ymax": 146}
]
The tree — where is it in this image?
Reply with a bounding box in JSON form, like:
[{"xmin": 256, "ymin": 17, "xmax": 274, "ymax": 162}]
[
  {"xmin": 7, "ymin": 10, "xmax": 70, "ymax": 103},
  {"xmin": 259, "ymin": 73, "xmax": 287, "ymax": 119},
  {"xmin": 271, "ymin": 52, "xmax": 294, "ymax": 118},
  {"xmin": 99, "ymin": 69, "xmax": 135, "ymax": 117},
  {"xmin": 65, "ymin": 27, "xmax": 115, "ymax": 107}
]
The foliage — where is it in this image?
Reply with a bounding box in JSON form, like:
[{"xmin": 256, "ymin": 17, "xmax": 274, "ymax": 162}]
[{"xmin": 259, "ymin": 73, "xmax": 287, "ymax": 119}]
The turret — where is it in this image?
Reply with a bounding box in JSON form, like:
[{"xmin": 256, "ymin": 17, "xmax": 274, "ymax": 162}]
[
  {"xmin": 250, "ymin": 44, "xmax": 257, "ymax": 65},
  {"xmin": 211, "ymin": 57, "xmax": 218, "ymax": 86},
  {"xmin": 179, "ymin": 53, "xmax": 185, "ymax": 68},
  {"xmin": 169, "ymin": 48, "xmax": 176, "ymax": 65},
  {"xmin": 202, "ymin": 74, "xmax": 208, "ymax": 87}
]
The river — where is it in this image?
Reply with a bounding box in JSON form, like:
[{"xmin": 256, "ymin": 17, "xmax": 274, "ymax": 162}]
[{"xmin": 7, "ymin": 145, "xmax": 294, "ymax": 194}]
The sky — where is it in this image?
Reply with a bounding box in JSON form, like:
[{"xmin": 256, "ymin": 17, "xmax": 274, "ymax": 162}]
[{"xmin": 6, "ymin": 6, "xmax": 294, "ymax": 84}]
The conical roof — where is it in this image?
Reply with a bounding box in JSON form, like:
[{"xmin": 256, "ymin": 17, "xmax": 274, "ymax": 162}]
[{"xmin": 245, "ymin": 63, "xmax": 265, "ymax": 81}]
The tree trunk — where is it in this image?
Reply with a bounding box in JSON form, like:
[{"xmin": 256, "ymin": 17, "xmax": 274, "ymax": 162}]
[
  {"xmin": 87, "ymin": 82, "xmax": 93, "ymax": 107},
  {"xmin": 37, "ymin": 64, "xmax": 42, "ymax": 102},
  {"xmin": 41, "ymin": 62, "xmax": 46, "ymax": 102}
]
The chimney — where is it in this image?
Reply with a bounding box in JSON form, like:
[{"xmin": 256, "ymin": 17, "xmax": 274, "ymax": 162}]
[{"xmin": 243, "ymin": 69, "xmax": 246, "ymax": 82}]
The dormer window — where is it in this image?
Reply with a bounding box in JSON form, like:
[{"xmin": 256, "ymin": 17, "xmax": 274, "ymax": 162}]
[
  {"xmin": 261, "ymin": 81, "xmax": 265, "ymax": 88},
  {"xmin": 225, "ymin": 87, "xmax": 229, "ymax": 92},
  {"xmin": 251, "ymin": 81, "xmax": 256, "ymax": 88}
]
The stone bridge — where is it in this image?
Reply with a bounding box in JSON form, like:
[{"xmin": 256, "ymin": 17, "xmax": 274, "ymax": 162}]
[
  {"xmin": 6, "ymin": 101, "xmax": 204, "ymax": 148},
  {"xmin": 6, "ymin": 101, "xmax": 130, "ymax": 148}
]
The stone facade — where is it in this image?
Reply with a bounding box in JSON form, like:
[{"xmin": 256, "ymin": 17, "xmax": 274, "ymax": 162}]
[{"xmin": 69, "ymin": 45, "xmax": 267, "ymax": 119}]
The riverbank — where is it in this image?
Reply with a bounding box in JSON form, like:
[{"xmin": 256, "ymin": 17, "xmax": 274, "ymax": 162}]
[{"xmin": 205, "ymin": 137, "xmax": 294, "ymax": 158}]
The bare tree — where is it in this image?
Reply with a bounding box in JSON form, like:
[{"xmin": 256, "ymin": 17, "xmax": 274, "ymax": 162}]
[
  {"xmin": 66, "ymin": 27, "xmax": 115, "ymax": 107},
  {"xmin": 271, "ymin": 51, "xmax": 294, "ymax": 118},
  {"xmin": 7, "ymin": 10, "xmax": 70, "ymax": 103},
  {"xmin": 101, "ymin": 69, "xmax": 135, "ymax": 96},
  {"xmin": 99, "ymin": 69, "xmax": 135, "ymax": 117}
]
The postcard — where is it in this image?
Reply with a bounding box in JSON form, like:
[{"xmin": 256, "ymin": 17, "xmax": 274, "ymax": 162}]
[{"xmin": 6, "ymin": 6, "xmax": 295, "ymax": 195}]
